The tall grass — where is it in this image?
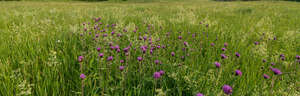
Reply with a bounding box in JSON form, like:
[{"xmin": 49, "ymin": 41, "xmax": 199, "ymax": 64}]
[{"xmin": 0, "ymin": 1, "xmax": 300, "ymax": 96}]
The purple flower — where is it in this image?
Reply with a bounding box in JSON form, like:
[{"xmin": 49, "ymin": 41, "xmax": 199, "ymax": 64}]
[
  {"xmin": 210, "ymin": 43, "xmax": 215, "ymax": 46},
  {"xmin": 99, "ymin": 53, "xmax": 104, "ymax": 58},
  {"xmin": 111, "ymin": 31, "xmax": 115, "ymax": 35},
  {"xmin": 78, "ymin": 56, "xmax": 84, "ymax": 62},
  {"xmin": 254, "ymin": 41, "xmax": 259, "ymax": 45},
  {"xmin": 296, "ymin": 55, "xmax": 300, "ymax": 60},
  {"xmin": 224, "ymin": 43, "xmax": 228, "ymax": 47},
  {"xmin": 263, "ymin": 59, "xmax": 266, "ymax": 63},
  {"xmin": 171, "ymin": 52, "xmax": 175, "ymax": 56},
  {"xmin": 184, "ymin": 41, "xmax": 188, "ymax": 46},
  {"xmin": 178, "ymin": 36, "xmax": 182, "ymax": 39},
  {"xmin": 95, "ymin": 34, "xmax": 99, "ymax": 38},
  {"xmin": 120, "ymin": 60, "xmax": 124, "ymax": 63},
  {"xmin": 137, "ymin": 57, "xmax": 143, "ymax": 61},
  {"xmin": 159, "ymin": 70, "xmax": 165, "ymax": 75},
  {"xmin": 119, "ymin": 66, "xmax": 125, "ymax": 71},
  {"xmin": 80, "ymin": 74, "xmax": 86, "ymax": 79},
  {"xmin": 155, "ymin": 60, "xmax": 160, "ymax": 64},
  {"xmin": 263, "ymin": 74, "xmax": 270, "ymax": 79},
  {"xmin": 235, "ymin": 52, "xmax": 240, "ymax": 58},
  {"xmin": 103, "ymin": 33, "xmax": 108, "ymax": 37},
  {"xmin": 153, "ymin": 72, "xmax": 161, "ymax": 79},
  {"xmin": 222, "ymin": 85, "xmax": 233, "ymax": 95},
  {"xmin": 107, "ymin": 56, "xmax": 113, "ymax": 61},
  {"xmin": 235, "ymin": 69, "xmax": 242, "ymax": 76},
  {"xmin": 271, "ymin": 62, "xmax": 275, "ymax": 66},
  {"xmin": 280, "ymin": 57, "xmax": 285, "ymax": 61},
  {"xmin": 97, "ymin": 48, "xmax": 101, "ymax": 52},
  {"xmin": 196, "ymin": 93, "xmax": 204, "ymax": 96},
  {"xmin": 222, "ymin": 48, "xmax": 226, "ymax": 51},
  {"xmin": 143, "ymin": 36, "xmax": 147, "ymax": 40},
  {"xmin": 280, "ymin": 54, "xmax": 285, "ymax": 58},
  {"xmin": 271, "ymin": 68, "xmax": 282, "ymax": 75},
  {"xmin": 215, "ymin": 62, "xmax": 221, "ymax": 68},
  {"xmin": 221, "ymin": 54, "xmax": 227, "ymax": 59}
]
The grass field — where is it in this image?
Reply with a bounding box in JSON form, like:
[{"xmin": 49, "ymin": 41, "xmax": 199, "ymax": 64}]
[{"xmin": 0, "ymin": 0, "xmax": 300, "ymax": 96}]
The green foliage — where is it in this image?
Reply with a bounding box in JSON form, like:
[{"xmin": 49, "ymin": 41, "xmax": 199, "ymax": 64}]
[{"xmin": 0, "ymin": 1, "xmax": 300, "ymax": 96}]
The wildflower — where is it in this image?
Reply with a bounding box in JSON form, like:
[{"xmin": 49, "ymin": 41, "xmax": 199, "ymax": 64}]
[
  {"xmin": 211, "ymin": 43, "xmax": 215, "ymax": 46},
  {"xmin": 95, "ymin": 34, "xmax": 99, "ymax": 38},
  {"xmin": 119, "ymin": 66, "xmax": 124, "ymax": 71},
  {"xmin": 271, "ymin": 68, "xmax": 282, "ymax": 75},
  {"xmin": 178, "ymin": 36, "xmax": 182, "ymax": 39},
  {"xmin": 235, "ymin": 70, "xmax": 242, "ymax": 76},
  {"xmin": 196, "ymin": 93, "xmax": 204, "ymax": 96},
  {"xmin": 280, "ymin": 54, "xmax": 285, "ymax": 58},
  {"xmin": 78, "ymin": 56, "xmax": 84, "ymax": 62},
  {"xmin": 153, "ymin": 72, "xmax": 161, "ymax": 79},
  {"xmin": 80, "ymin": 74, "xmax": 86, "ymax": 79},
  {"xmin": 263, "ymin": 74, "xmax": 270, "ymax": 79},
  {"xmin": 221, "ymin": 54, "xmax": 227, "ymax": 59},
  {"xmin": 99, "ymin": 53, "xmax": 104, "ymax": 58},
  {"xmin": 222, "ymin": 85, "xmax": 233, "ymax": 95},
  {"xmin": 271, "ymin": 62, "xmax": 275, "ymax": 66},
  {"xmin": 137, "ymin": 57, "xmax": 143, "ymax": 61},
  {"xmin": 224, "ymin": 43, "xmax": 228, "ymax": 47},
  {"xmin": 235, "ymin": 52, "xmax": 240, "ymax": 58},
  {"xmin": 159, "ymin": 70, "xmax": 165, "ymax": 75},
  {"xmin": 184, "ymin": 41, "xmax": 188, "ymax": 46},
  {"xmin": 155, "ymin": 60, "xmax": 160, "ymax": 64},
  {"xmin": 103, "ymin": 33, "xmax": 107, "ymax": 37},
  {"xmin": 263, "ymin": 59, "xmax": 266, "ymax": 63},
  {"xmin": 97, "ymin": 48, "xmax": 101, "ymax": 52},
  {"xmin": 120, "ymin": 60, "xmax": 124, "ymax": 63},
  {"xmin": 215, "ymin": 62, "xmax": 220, "ymax": 68},
  {"xmin": 111, "ymin": 31, "xmax": 115, "ymax": 35},
  {"xmin": 107, "ymin": 56, "xmax": 113, "ymax": 61},
  {"xmin": 171, "ymin": 52, "xmax": 175, "ymax": 56},
  {"xmin": 222, "ymin": 48, "xmax": 226, "ymax": 51},
  {"xmin": 254, "ymin": 41, "xmax": 259, "ymax": 45},
  {"xmin": 296, "ymin": 55, "xmax": 300, "ymax": 60}
]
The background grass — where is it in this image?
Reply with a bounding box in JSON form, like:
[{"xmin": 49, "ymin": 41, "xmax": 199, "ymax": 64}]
[{"xmin": 0, "ymin": 0, "xmax": 300, "ymax": 96}]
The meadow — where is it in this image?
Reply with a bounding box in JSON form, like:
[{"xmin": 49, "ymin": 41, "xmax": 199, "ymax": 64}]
[{"xmin": 0, "ymin": 0, "xmax": 300, "ymax": 96}]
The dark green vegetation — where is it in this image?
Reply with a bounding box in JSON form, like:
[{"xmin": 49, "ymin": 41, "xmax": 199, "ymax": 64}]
[{"xmin": 0, "ymin": 1, "xmax": 300, "ymax": 96}]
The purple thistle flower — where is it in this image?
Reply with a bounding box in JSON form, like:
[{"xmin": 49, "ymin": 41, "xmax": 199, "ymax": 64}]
[
  {"xmin": 117, "ymin": 33, "xmax": 122, "ymax": 37},
  {"xmin": 263, "ymin": 74, "xmax": 270, "ymax": 79},
  {"xmin": 120, "ymin": 60, "xmax": 124, "ymax": 63},
  {"xmin": 137, "ymin": 57, "xmax": 143, "ymax": 61},
  {"xmin": 133, "ymin": 30, "xmax": 136, "ymax": 33},
  {"xmin": 143, "ymin": 36, "xmax": 147, "ymax": 41},
  {"xmin": 153, "ymin": 72, "xmax": 161, "ymax": 79},
  {"xmin": 97, "ymin": 53, "xmax": 104, "ymax": 58},
  {"xmin": 123, "ymin": 47, "xmax": 129, "ymax": 53},
  {"xmin": 80, "ymin": 74, "xmax": 86, "ymax": 79},
  {"xmin": 221, "ymin": 54, "xmax": 227, "ymax": 59},
  {"xmin": 271, "ymin": 68, "xmax": 282, "ymax": 75},
  {"xmin": 159, "ymin": 70, "xmax": 165, "ymax": 75},
  {"xmin": 192, "ymin": 34, "xmax": 196, "ymax": 38},
  {"xmin": 78, "ymin": 56, "xmax": 84, "ymax": 62},
  {"xmin": 263, "ymin": 59, "xmax": 266, "ymax": 63},
  {"xmin": 157, "ymin": 45, "xmax": 161, "ymax": 49},
  {"xmin": 224, "ymin": 43, "xmax": 228, "ymax": 47},
  {"xmin": 111, "ymin": 31, "xmax": 115, "ymax": 35},
  {"xmin": 107, "ymin": 56, "xmax": 113, "ymax": 61},
  {"xmin": 97, "ymin": 48, "xmax": 101, "ymax": 52},
  {"xmin": 235, "ymin": 52, "xmax": 240, "ymax": 58},
  {"xmin": 210, "ymin": 43, "xmax": 215, "ymax": 46},
  {"xmin": 235, "ymin": 69, "xmax": 242, "ymax": 76},
  {"xmin": 95, "ymin": 34, "xmax": 99, "ymax": 38},
  {"xmin": 254, "ymin": 41, "xmax": 259, "ymax": 45},
  {"xmin": 184, "ymin": 41, "xmax": 188, "ymax": 46},
  {"xmin": 181, "ymin": 56, "xmax": 185, "ymax": 60},
  {"xmin": 103, "ymin": 33, "xmax": 108, "ymax": 37},
  {"xmin": 296, "ymin": 55, "xmax": 300, "ymax": 60},
  {"xmin": 155, "ymin": 60, "xmax": 160, "ymax": 64},
  {"xmin": 119, "ymin": 66, "xmax": 124, "ymax": 71},
  {"xmin": 221, "ymin": 48, "xmax": 226, "ymax": 51},
  {"xmin": 280, "ymin": 54, "xmax": 285, "ymax": 58},
  {"xmin": 271, "ymin": 62, "xmax": 275, "ymax": 66},
  {"xmin": 215, "ymin": 62, "xmax": 220, "ymax": 68},
  {"xmin": 280, "ymin": 57, "xmax": 285, "ymax": 61},
  {"xmin": 222, "ymin": 85, "xmax": 233, "ymax": 95},
  {"xmin": 171, "ymin": 52, "xmax": 175, "ymax": 56},
  {"xmin": 178, "ymin": 36, "xmax": 182, "ymax": 40},
  {"xmin": 196, "ymin": 93, "xmax": 204, "ymax": 96}
]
